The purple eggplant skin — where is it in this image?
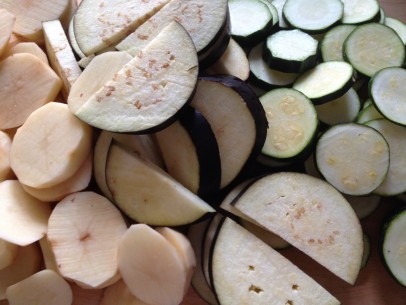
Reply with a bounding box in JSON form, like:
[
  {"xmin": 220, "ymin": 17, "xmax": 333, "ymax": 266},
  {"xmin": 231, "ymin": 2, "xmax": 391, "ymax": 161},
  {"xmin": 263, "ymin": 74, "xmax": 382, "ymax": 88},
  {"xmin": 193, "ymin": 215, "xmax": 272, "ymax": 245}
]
[
  {"xmin": 198, "ymin": 12, "xmax": 232, "ymax": 71},
  {"xmin": 199, "ymin": 74, "xmax": 269, "ymax": 181},
  {"xmin": 178, "ymin": 106, "xmax": 222, "ymax": 199}
]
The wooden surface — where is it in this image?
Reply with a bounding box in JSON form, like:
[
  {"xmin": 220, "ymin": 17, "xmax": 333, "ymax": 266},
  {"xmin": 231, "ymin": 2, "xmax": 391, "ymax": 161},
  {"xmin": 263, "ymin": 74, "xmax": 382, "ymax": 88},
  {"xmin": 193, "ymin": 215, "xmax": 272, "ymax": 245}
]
[{"xmin": 182, "ymin": 1, "xmax": 406, "ymax": 304}]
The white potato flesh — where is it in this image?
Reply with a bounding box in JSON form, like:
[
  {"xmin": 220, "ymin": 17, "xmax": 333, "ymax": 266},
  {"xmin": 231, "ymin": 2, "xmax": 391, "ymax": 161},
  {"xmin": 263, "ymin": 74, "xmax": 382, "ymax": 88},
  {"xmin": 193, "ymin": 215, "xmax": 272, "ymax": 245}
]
[
  {"xmin": 68, "ymin": 51, "xmax": 132, "ymax": 113},
  {"xmin": 22, "ymin": 153, "xmax": 92, "ymax": 202},
  {"xmin": 100, "ymin": 280, "xmax": 150, "ymax": 305},
  {"xmin": 117, "ymin": 0, "xmax": 228, "ymax": 56},
  {"xmin": 0, "ymin": 131, "xmax": 12, "ymax": 182},
  {"xmin": 212, "ymin": 218, "xmax": 340, "ymax": 305},
  {"xmin": 0, "ymin": 243, "xmax": 42, "ymax": 300},
  {"xmin": 47, "ymin": 192, "xmax": 128, "ymax": 289},
  {"xmin": 74, "ymin": 21, "xmax": 198, "ymax": 133},
  {"xmin": 0, "ymin": 0, "xmax": 72, "ymax": 42},
  {"xmin": 2, "ymin": 42, "xmax": 49, "ymax": 64},
  {"xmin": 43, "ymin": 19, "xmax": 82, "ymax": 99},
  {"xmin": 0, "ymin": 180, "xmax": 51, "ymax": 246},
  {"xmin": 39, "ymin": 237, "xmax": 60, "ymax": 274},
  {"xmin": 106, "ymin": 144, "xmax": 214, "ymax": 226},
  {"xmin": 118, "ymin": 224, "xmax": 187, "ymax": 305},
  {"xmin": 10, "ymin": 102, "xmax": 93, "ymax": 189},
  {"xmin": 73, "ymin": 0, "xmax": 169, "ymax": 55},
  {"xmin": 0, "ymin": 239, "xmax": 18, "ymax": 270},
  {"xmin": 6, "ymin": 270, "xmax": 72, "ymax": 305},
  {"xmin": 0, "ymin": 8, "xmax": 15, "ymax": 57},
  {"xmin": 0, "ymin": 53, "xmax": 62, "ymax": 130},
  {"xmin": 233, "ymin": 172, "xmax": 364, "ymax": 284}
]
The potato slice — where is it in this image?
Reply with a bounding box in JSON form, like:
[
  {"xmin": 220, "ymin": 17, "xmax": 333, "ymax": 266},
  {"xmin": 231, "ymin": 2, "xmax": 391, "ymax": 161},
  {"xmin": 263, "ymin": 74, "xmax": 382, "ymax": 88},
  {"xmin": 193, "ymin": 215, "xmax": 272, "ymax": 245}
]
[
  {"xmin": 0, "ymin": 243, "xmax": 42, "ymax": 300},
  {"xmin": 0, "ymin": 8, "xmax": 15, "ymax": 57},
  {"xmin": 47, "ymin": 192, "xmax": 127, "ymax": 289},
  {"xmin": 10, "ymin": 102, "xmax": 93, "ymax": 189},
  {"xmin": 0, "ymin": 131, "xmax": 11, "ymax": 182},
  {"xmin": 0, "ymin": 0, "xmax": 72, "ymax": 42},
  {"xmin": 1, "ymin": 42, "xmax": 49, "ymax": 64},
  {"xmin": 0, "ymin": 180, "xmax": 51, "ymax": 246},
  {"xmin": 22, "ymin": 153, "xmax": 92, "ymax": 202},
  {"xmin": 39, "ymin": 237, "xmax": 59, "ymax": 274},
  {"xmin": 43, "ymin": 19, "xmax": 82, "ymax": 99},
  {"xmin": 100, "ymin": 280, "xmax": 150, "ymax": 305},
  {"xmin": 0, "ymin": 53, "xmax": 62, "ymax": 130},
  {"xmin": 6, "ymin": 269, "xmax": 72, "ymax": 305},
  {"xmin": 0, "ymin": 239, "xmax": 18, "ymax": 270}
]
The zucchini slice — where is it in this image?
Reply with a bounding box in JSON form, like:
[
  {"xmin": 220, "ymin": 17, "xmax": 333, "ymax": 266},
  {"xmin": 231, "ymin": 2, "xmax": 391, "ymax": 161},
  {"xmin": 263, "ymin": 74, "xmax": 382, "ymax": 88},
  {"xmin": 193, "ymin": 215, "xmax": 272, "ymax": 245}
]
[
  {"xmin": 341, "ymin": 0, "xmax": 380, "ymax": 25},
  {"xmin": 385, "ymin": 17, "xmax": 406, "ymax": 45},
  {"xmin": 283, "ymin": 0, "xmax": 343, "ymax": 33},
  {"xmin": 320, "ymin": 24, "xmax": 356, "ymax": 62},
  {"xmin": 248, "ymin": 43, "xmax": 298, "ymax": 90},
  {"xmin": 260, "ymin": 88, "xmax": 318, "ymax": 160},
  {"xmin": 293, "ymin": 61, "xmax": 354, "ymax": 104},
  {"xmin": 315, "ymin": 88, "xmax": 361, "ymax": 125},
  {"xmin": 365, "ymin": 119, "xmax": 406, "ymax": 196},
  {"xmin": 343, "ymin": 23, "xmax": 405, "ymax": 78},
  {"xmin": 263, "ymin": 29, "xmax": 319, "ymax": 73},
  {"xmin": 381, "ymin": 207, "xmax": 406, "ymax": 287},
  {"xmin": 228, "ymin": 0, "xmax": 273, "ymax": 47},
  {"xmin": 211, "ymin": 218, "xmax": 340, "ymax": 305},
  {"xmin": 356, "ymin": 102, "xmax": 383, "ymax": 124},
  {"xmin": 315, "ymin": 123, "xmax": 390, "ymax": 196},
  {"xmin": 369, "ymin": 67, "xmax": 406, "ymax": 126}
]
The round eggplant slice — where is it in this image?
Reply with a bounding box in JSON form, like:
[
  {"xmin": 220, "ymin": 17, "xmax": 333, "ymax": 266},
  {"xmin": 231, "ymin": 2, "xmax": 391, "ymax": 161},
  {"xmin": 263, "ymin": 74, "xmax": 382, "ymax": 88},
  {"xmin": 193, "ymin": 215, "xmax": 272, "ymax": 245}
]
[
  {"xmin": 72, "ymin": 21, "xmax": 199, "ymax": 133},
  {"xmin": 155, "ymin": 107, "xmax": 221, "ymax": 198},
  {"xmin": 190, "ymin": 76, "xmax": 268, "ymax": 189}
]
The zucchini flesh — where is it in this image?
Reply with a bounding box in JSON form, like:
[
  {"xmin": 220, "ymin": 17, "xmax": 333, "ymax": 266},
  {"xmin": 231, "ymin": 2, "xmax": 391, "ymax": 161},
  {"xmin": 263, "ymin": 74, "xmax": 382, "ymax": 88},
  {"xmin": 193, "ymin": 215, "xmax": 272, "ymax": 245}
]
[
  {"xmin": 356, "ymin": 102, "xmax": 383, "ymax": 124},
  {"xmin": 369, "ymin": 67, "xmax": 406, "ymax": 126},
  {"xmin": 228, "ymin": 0, "xmax": 273, "ymax": 46},
  {"xmin": 344, "ymin": 23, "xmax": 405, "ymax": 77},
  {"xmin": 283, "ymin": 0, "xmax": 343, "ymax": 33},
  {"xmin": 293, "ymin": 61, "xmax": 354, "ymax": 104},
  {"xmin": 320, "ymin": 24, "xmax": 356, "ymax": 62},
  {"xmin": 365, "ymin": 119, "xmax": 406, "ymax": 196},
  {"xmin": 316, "ymin": 123, "xmax": 390, "ymax": 196},
  {"xmin": 385, "ymin": 17, "xmax": 406, "ymax": 44},
  {"xmin": 341, "ymin": 0, "xmax": 380, "ymax": 25},
  {"xmin": 382, "ymin": 208, "xmax": 406, "ymax": 287},
  {"xmin": 260, "ymin": 88, "xmax": 318, "ymax": 160}
]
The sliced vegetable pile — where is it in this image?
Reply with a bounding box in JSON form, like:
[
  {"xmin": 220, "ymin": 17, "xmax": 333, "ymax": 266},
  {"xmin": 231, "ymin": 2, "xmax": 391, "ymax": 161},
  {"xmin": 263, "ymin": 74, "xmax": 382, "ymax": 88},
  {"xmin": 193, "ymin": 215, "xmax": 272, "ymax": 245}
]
[{"xmin": 0, "ymin": 0, "xmax": 405, "ymax": 304}]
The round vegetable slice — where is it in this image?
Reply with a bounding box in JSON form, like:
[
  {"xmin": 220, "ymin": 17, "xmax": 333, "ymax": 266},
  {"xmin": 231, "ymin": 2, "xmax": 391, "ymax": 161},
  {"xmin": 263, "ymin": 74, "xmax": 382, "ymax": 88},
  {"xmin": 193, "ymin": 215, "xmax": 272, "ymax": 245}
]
[
  {"xmin": 343, "ymin": 23, "xmax": 405, "ymax": 77},
  {"xmin": 315, "ymin": 123, "xmax": 390, "ymax": 196},
  {"xmin": 320, "ymin": 24, "xmax": 356, "ymax": 62},
  {"xmin": 341, "ymin": 0, "xmax": 380, "ymax": 24},
  {"xmin": 369, "ymin": 67, "xmax": 406, "ymax": 126}
]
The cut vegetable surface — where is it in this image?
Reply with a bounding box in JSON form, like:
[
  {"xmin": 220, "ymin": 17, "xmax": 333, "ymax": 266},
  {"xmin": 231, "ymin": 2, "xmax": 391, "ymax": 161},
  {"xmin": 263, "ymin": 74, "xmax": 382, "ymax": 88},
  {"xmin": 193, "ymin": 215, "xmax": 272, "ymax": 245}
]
[
  {"xmin": 0, "ymin": 8, "xmax": 15, "ymax": 57},
  {"xmin": 47, "ymin": 191, "xmax": 128, "ymax": 289},
  {"xmin": 10, "ymin": 102, "xmax": 93, "ymax": 189},
  {"xmin": 0, "ymin": 131, "xmax": 11, "ymax": 182},
  {"xmin": 232, "ymin": 172, "xmax": 363, "ymax": 284},
  {"xmin": 343, "ymin": 23, "xmax": 405, "ymax": 77},
  {"xmin": 211, "ymin": 218, "xmax": 340, "ymax": 305},
  {"xmin": 283, "ymin": 0, "xmax": 343, "ymax": 33},
  {"xmin": 0, "ymin": 239, "xmax": 18, "ymax": 270},
  {"xmin": 341, "ymin": 0, "xmax": 380, "ymax": 24},
  {"xmin": 118, "ymin": 224, "xmax": 188, "ymax": 305},
  {"xmin": 320, "ymin": 24, "xmax": 356, "ymax": 62},
  {"xmin": 73, "ymin": 21, "xmax": 199, "ymax": 133},
  {"xmin": 0, "ymin": 180, "xmax": 51, "ymax": 246},
  {"xmin": 316, "ymin": 123, "xmax": 390, "ymax": 196}
]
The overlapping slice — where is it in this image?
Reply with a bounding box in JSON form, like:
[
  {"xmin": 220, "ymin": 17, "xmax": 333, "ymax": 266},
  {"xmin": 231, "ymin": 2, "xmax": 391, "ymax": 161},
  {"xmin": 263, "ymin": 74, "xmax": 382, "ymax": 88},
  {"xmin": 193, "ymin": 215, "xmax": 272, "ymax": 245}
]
[
  {"xmin": 232, "ymin": 172, "xmax": 363, "ymax": 285},
  {"xmin": 47, "ymin": 191, "xmax": 128, "ymax": 289},
  {"xmin": 106, "ymin": 142, "xmax": 214, "ymax": 226},
  {"xmin": 211, "ymin": 218, "xmax": 340, "ymax": 305},
  {"xmin": 0, "ymin": 8, "xmax": 15, "ymax": 57},
  {"xmin": 72, "ymin": 21, "xmax": 199, "ymax": 133}
]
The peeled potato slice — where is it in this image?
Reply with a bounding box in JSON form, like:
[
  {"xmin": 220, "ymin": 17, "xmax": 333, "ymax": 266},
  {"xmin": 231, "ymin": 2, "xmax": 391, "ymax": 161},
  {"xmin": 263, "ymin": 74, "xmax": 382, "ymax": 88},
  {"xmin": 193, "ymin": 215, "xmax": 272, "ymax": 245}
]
[
  {"xmin": 0, "ymin": 180, "xmax": 51, "ymax": 246},
  {"xmin": 0, "ymin": 243, "xmax": 42, "ymax": 300},
  {"xmin": 10, "ymin": 102, "xmax": 93, "ymax": 189},
  {"xmin": 0, "ymin": 53, "xmax": 62, "ymax": 130},
  {"xmin": 22, "ymin": 153, "xmax": 92, "ymax": 202},
  {"xmin": 6, "ymin": 269, "xmax": 72, "ymax": 305},
  {"xmin": 47, "ymin": 192, "xmax": 127, "ymax": 289},
  {"xmin": 0, "ymin": 0, "xmax": 72, "ymax": 42},
  {"xmin": 100, "ymin": 280, "xmax": 150, "ymax": 305},
  {"xmin": 118, "ymin": 224, "xmax": 187, "ymax": 305},
  {"xmin": 0, "ymin": 131, "xmax": 12, "ymax": 182},
  {"xmin": 0, "ymin": 8, "xmax": 15, "ymax": 57},
  {"xmin": 0, "ymin": 239, "xmax": 18, "ymax": 270},
  {"xmin": 2, "ymin": 42, "xmax": 49, "ymax": 64},
  {"xmin": 39, "ymin": 237, "xmax": 59, "ymax": 274},
  {"xmin": 43, "ymin": 19, "xmax": 82, "ymax": 99}
]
